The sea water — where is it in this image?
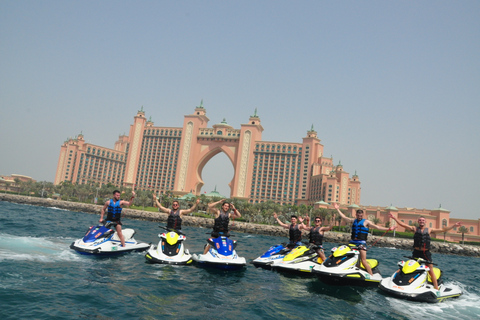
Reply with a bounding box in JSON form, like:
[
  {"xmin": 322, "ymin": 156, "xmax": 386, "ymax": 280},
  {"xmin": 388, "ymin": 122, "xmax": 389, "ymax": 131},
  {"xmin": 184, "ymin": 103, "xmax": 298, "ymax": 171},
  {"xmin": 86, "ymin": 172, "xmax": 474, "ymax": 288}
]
[{"xmin": 0, "ymin": 201, "xmax": 479, "ymax": 319}]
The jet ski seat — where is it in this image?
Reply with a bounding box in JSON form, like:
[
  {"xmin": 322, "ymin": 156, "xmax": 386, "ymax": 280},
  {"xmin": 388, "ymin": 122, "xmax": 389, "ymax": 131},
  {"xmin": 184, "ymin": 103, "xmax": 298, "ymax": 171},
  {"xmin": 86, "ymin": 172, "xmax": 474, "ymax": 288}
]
[{"xmin": 112, "ymin": 228, "xmax": 135, "ymax": 241}]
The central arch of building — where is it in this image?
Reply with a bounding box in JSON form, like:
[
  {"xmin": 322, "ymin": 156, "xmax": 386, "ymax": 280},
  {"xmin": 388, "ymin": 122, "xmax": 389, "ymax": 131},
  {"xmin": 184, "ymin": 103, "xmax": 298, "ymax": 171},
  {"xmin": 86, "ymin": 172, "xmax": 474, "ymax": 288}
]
[{"xmin": 173, "ymin": 107, "xmax": 264, "ymax": 200}]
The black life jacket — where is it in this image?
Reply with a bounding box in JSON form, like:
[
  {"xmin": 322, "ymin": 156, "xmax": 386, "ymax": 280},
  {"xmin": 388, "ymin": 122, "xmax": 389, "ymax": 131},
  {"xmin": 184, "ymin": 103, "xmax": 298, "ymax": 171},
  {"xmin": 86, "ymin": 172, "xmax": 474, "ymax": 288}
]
[
  {"xmin": 106, "ymin": 199, "xmax": 122, "ymax": 221},
  {"xmin": 413, "ymin": 227, "xmax": 431, "ymax": 250},
  {"xmin": 289, "ymin": 224, "xmax": 302, "ymax": 242},
  {"xmin": 309, "ymin": 226, "xmax": 324, "ymax": 245},
  {"xmin": 167, "ymin": 210, "xmax": 182, "ymax": 230},
  {"xmin": 351, "ymin": 219, "xmax": 369, "ymax": 241},
  {"xmin": 213, "ymin": 212, "xmax": 230, "ymax": 233}
]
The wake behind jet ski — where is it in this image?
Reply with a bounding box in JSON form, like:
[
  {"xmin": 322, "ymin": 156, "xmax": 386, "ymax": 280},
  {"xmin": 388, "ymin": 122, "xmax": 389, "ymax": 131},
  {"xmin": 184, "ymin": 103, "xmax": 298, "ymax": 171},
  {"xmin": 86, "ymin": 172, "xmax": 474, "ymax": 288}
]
[
  {"xmin": 271, "ymin": 245, "xmax": 323, "ymax": 276},
  {"xmin": 145, "ymin": 227, "xmax": 193, "ymax": 265},
  {"xmin": 379, "ymin": 257, "xmax": 462, "ymax": 303},
  {"xmin": 70, "ymin": 222, "xmax": 150, "ymax": 255},
  {"xmin": 312, "ymin": 244, "xmax": 382, "ymax": 287},
  {"xmin": 192, "ymin": 233, "xmax": 246, "ymax": 271}
]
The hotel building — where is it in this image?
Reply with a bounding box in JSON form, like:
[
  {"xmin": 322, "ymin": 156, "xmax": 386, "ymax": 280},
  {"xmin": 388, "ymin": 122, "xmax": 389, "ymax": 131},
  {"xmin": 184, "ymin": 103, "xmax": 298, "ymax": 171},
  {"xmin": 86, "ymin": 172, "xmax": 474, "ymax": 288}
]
[{"xmin": 54, "ymin": 104, "xmax": 361, "ymax": 206}]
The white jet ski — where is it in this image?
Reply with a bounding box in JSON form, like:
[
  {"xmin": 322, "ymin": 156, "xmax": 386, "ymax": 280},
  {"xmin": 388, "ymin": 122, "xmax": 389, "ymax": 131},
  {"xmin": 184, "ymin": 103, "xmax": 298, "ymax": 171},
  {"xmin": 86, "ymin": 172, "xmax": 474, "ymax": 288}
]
[
  {"xmin": 312, "ymin": 244, "xmax": 382, "ymax": 287},
  {"xmin": 145, "ymin": 227, "xmax": 193, "ymax": 265},
  {"xmin": 192, "ymin": 234, "xmax": 246, "ymax": 271},
  {"xmin": 70, "ymin": 222, "xmax": 150, "ymax": 255},
  {"xmin": 251, "ymin": 243, "xmax": 293, "ymax": 270},
  {"xmin": 379, "ymin": 257, "xmax": 463, "ymax": 303},
  {"xmin": 271, "ymin": 245, "xmax": 323, "ymax": 276}
]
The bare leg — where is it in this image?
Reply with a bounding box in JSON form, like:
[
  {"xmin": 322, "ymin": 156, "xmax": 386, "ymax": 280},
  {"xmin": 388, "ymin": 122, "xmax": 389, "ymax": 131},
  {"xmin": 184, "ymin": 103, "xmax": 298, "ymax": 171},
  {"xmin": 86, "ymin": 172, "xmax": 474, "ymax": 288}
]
[
  {"xmin": 115, "ymin": 224, "xmax": 125, "ymax": 247},
  {"xmin": 427, "ymin": 263, "xmax": 439, "ymax": 290},
  {"xmin": 317, "ymin": 249, "xmax": 326, "ymax": 262},
  {"xmin": 360, "ymin": 250, "xmax": 373, "ymax": 275},
  {"xmin": 203, "ymin": 244, "xmax": 210, "ymax": 255}
]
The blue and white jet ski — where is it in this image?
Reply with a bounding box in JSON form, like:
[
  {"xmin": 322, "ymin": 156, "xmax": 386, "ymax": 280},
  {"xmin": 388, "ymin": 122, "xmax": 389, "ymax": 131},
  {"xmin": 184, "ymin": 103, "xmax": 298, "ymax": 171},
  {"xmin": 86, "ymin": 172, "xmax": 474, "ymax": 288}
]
[
  {"xmin": 145, "ymin": 227, "xmax": 193, "ymax": 265},
  {"xmin": 379, "ymin": 257, "xmax": 463, "ymax": 303},
  {"xmin": 70, "ymin": 222, "xmax": 150, "ymax": 255},
  {"xmin": 312, "ymin": 244, "xmax": 382, "ymax": 287},
  {"xmin": 192, "ymin": 234, "xmax": 246, "ymax": 271},
  {"xmin": 251, "ymin": 243, "xmax": 293, "ymax": 270}
]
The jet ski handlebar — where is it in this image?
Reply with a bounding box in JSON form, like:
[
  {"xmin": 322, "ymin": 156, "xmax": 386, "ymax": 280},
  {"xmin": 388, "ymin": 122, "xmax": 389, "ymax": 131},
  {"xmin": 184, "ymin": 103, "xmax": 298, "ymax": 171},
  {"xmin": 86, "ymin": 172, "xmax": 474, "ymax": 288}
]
[
  {"xmin": 404, "ymin": 256, "xmax": 437, "ymax": 265},
  {"xmin": 160, "ymin": 226, "xmax": 186, "ymax": 236}
]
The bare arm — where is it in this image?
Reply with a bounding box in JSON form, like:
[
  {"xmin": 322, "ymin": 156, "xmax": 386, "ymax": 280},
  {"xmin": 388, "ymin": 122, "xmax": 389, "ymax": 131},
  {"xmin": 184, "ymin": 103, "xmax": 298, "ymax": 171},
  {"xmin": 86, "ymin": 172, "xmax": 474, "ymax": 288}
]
[
  {"xmin": 333, "ymin": 203, "xmax": 354, "ymax": 223},
  {"xmin": 389, "ymin": 213, "xmax": 415, "ymax": 232},
  {"xmin": 320, "ymin": 225, "xmax": 334, "ymax": 232},
  {"xmin": 299, "ymin": 216, "xmax": 311, "ymax": 231},
  {"xmin": 99, "ymin": 201, "xmax": 109, "ymax": 222},
  {"xmin": 180, "ymin": 198, "xmax": 200, "ymax": 215},
  {"xmin": 273, "ymin": 212, "xmax": 290, "ymax": 229},
  {"xmin": 431, "ymin": 221, "xmax": 462, "ymax": 234},
  {"xmin": 207, "ymin": 199, "xmax": 224, "ymax": 216},
  {"xmin": 230, "ymin": 203, "xmax": 241, "ymax": 218},
  {"xmin": 120, "ymin": 191, "xmax": 136, "ymax": 207},
  {"xmin": 365, "ymin": 220, "xmax": 396, "ymax": 232},
  {"xmin": 153, "ymin": 195, "xmax": 171, "ymax": 213}
]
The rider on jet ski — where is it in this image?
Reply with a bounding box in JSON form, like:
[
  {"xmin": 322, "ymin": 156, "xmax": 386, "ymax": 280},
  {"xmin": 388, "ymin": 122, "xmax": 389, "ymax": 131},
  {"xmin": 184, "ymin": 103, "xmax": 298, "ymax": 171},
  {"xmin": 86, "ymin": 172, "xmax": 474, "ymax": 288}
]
[
  {"xmin": 99, "ymin": 190, "xmax": 135, "ymax": 247},
  {"xmin": 203, "ymin": 199, "xmax": 241, "ymax": 254},
  {"xmin": 273, "ymin": 213, "xmax": 306, "ymax": 248},
  {"xmin": 300, "ymin": 216, "xmax": 333, "ymax": 261},
  {"xmin": 333, "ymin": 203, "xmax": 396, "ymax": 276},
  {"xmin": 153, "ymin": 195, "xmax": 200, "ymax": 230},
  {"xmin": 388, "ymin": 213, "xmax": 462, "ymax": 290}
]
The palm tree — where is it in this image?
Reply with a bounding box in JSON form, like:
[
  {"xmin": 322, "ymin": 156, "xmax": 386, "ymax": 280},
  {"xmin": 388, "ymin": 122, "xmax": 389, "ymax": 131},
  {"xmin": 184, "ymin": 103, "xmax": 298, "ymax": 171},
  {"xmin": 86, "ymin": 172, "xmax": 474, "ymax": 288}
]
[{"xmin": 457, "ymin": 226, "xmax": 468, "ymax": 245}]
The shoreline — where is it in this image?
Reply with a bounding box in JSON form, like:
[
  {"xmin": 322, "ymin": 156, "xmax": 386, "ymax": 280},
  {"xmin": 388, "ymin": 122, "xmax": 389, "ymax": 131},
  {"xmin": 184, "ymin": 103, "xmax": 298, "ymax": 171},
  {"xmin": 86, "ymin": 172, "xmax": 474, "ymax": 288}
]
[{"xmin": 1, "ymin": 193, "xmax": 479, "ymax": 257}]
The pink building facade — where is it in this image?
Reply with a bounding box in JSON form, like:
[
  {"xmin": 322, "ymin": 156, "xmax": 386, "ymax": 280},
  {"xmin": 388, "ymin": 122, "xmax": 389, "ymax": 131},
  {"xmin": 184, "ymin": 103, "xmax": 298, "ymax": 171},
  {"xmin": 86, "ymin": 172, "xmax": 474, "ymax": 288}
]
[
  {"xmin": 55, "ymin": 104, "xmax": 360, "ymax": 206},
  {"xmin": 314, "ymin": 202, "xmax": 480, "ymax": 243}
]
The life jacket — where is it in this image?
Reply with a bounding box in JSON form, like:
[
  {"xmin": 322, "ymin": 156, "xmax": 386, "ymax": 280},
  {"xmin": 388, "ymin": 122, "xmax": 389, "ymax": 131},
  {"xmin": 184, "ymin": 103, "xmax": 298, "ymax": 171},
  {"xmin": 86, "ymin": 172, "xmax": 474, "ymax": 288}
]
[
  {"xmin": 167, "ymin": 210, "xmax": 182, "ymax": 230},
  {"xmin": 106, "ymin": 199, "xmax": 122, "ymax": 221},
  {"xmin": 413, "ymin": 227, "xmax": 431, "ymax": 250},
  {"xmin": 289, "ymin": 224, "xmax": 302, "ymax": 242},
  {"xmin": 213, "ymin": 212, "xmax": 230, "ymax": 233},
  {"xmin": 309, "ymin": 227, "xmax": 324, "ymax": 245},
  {"xmin": 351, "ymin": 219, "xmax": 369, "ymax": 241}
]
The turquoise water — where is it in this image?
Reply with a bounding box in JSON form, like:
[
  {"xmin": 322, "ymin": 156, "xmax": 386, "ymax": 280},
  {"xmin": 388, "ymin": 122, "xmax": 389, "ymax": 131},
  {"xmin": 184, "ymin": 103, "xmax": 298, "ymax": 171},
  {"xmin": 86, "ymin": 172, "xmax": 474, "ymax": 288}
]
[{"xmin": 1, "ymin": 201, "xmax": 479, "ymax": 320}]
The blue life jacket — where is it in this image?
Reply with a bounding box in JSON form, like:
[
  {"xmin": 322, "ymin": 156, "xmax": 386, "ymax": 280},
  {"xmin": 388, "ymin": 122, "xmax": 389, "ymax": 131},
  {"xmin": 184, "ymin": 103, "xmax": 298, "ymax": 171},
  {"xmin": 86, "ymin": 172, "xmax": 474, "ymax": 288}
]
[
  {"xmin": 107, "ymin": 199, "xmax": 122, "ymax": 221},
  {"xmin": 351, "ymin": 219, "xmax": 369, "ymax": 241}
]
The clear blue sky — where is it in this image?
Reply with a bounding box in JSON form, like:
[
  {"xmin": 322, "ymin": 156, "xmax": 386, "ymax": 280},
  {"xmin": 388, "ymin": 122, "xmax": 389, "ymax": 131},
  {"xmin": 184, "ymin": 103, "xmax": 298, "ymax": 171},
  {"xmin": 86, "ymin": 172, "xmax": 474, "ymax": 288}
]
[{"xmin": 1, "ymin": 1, "xmax": 479, "ymax": 219}]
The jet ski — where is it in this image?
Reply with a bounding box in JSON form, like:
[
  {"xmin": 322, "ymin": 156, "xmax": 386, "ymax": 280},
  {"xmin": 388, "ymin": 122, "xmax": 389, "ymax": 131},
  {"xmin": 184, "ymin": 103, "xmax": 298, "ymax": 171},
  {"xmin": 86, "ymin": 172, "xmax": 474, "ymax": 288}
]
[
  {"xmin": 70, "ymin": 222, "xmax": 150, "ymax": 255},
  {"xmin": 312, "ymin": 244, "xmax": 382, "ymax": 287},
  {"xmin": 145, "ymin": 227, "xmax": 193, "ymax": 265},
  {"xmin": 271, "ymin": 245, "xmax": 323, "ymax": 276},
  {"xmin": 192, "ymin": 234, "xmax": 246, "ymax": 271},
  {"xmin": 379, "ymin": 257, "xmax": 463, "ymax": 303},
  {"xmin": 251, "ymin": 243, "xmax": 293, "ymax": 270}
]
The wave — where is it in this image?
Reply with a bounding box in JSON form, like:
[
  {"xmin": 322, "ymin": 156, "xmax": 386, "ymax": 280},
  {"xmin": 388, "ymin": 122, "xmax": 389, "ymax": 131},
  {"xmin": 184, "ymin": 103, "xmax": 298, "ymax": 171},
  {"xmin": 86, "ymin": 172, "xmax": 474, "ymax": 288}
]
[
  {"xmin": 386, "ymin": 281, "xmax": 480, "ymax": 320},
  {"xmin": 0, "ymin": 233, "xmax": 80, "ymax": 263}
]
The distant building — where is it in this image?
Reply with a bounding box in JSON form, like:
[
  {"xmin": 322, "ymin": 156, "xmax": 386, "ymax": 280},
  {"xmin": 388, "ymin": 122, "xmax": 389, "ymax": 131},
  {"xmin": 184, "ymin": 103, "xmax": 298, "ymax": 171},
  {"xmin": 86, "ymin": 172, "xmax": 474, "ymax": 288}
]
[
  {"xmin": 0, "ymin": 174, "xmax": 35, "ymax": 193},
  {"xmin": 54, "ymin": 104, "xmax": 360, "ymax": 206},
  {"xmin": 320, "ymin": 203, "xmax": 480, "ymax": 243}
]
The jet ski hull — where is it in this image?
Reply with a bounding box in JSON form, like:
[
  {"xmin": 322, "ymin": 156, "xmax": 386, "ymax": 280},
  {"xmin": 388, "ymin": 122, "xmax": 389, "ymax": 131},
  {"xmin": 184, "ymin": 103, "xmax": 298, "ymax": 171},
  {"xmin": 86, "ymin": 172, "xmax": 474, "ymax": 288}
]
[
  {"xmin": 312, "ymin": 244, "xmax": 382, "ymax": 287},
  {"xmin": 379, "ymin": 258, "xmax": 462, "ymax": 303},
  {"xmin": 145, "ymin": 230, "xmax": 193, "ymax": 265},
  {"xmin": 70, "ymin": 226, "xmax": 149, "ymax": 255}
]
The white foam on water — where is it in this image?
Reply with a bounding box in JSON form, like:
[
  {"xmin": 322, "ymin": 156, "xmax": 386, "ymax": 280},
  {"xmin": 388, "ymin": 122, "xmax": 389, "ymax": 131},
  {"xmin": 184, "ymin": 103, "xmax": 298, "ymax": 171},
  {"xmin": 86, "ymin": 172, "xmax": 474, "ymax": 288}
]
[
  {"xmin": 386, "ymin": 281, "xmax": 480, "ymax": 320},
  {"xmin": 0, "ymin": 233, "xmax": 81, "ymax": 262},
  {"xmin": 48, "ymin": 206, "xmax": 68, "ymax": 211}
]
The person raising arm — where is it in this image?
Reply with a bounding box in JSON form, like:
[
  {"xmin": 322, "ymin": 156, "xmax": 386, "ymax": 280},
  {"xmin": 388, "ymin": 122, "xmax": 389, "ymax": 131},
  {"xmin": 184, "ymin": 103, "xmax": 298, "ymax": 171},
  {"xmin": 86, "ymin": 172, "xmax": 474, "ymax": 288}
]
[{"xmin": 333, "ymin": 202, "xmax": 395, "ymax": 276}]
